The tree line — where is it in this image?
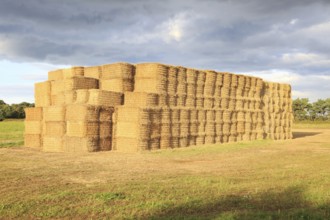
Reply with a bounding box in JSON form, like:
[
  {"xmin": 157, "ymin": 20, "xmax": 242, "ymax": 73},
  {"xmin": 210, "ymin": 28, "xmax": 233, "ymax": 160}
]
[
  {"xmin": 0, "ymin": 100, "xmax": 34, "ymax": 121},
  {"xmin": 292, "ymin": 98, "xmax": 330, "ymax": 121},
  {"xmin": 0, "ymin": 98, "xmax": 329, "ymax": 122}
]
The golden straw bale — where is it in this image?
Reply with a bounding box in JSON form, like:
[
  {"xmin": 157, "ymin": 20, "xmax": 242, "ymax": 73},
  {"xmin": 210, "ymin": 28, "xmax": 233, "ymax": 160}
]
[
  {"xmin": 44, "ymin": 106, "xmax": 66, "ymax": 122},
  {"xmin": 63, "ymin": 67, "xmax": 84, "ymax": 79},
  {"xmin": 84, "ymin": 66, "xmax": 102, "ymax": 79},
  {"xmin": 25, "ymin": 107, "xmax": 43, "ymax": 121},
  {"xmin": 48, "ymin": 69, "xmax": 63, "ymax": 81},
  {"xmin": 24, "ymin": 134, "xmax": 42, "ymax": 149},
  {"xmin": 101, "ymin": 62, "xmax": 135, "ymax": 80},
  {"xmin": 25, "ymin": 121, "xmax": 42, "ymax": 135},
  {"xmin": 35, "ymin": 81, "xmax": 51, "ymax": 107}
]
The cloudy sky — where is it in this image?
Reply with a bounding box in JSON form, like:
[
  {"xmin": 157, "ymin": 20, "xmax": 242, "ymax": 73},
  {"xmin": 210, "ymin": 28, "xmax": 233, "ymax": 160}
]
[{"xmin": 1, "ymin": 0, "xmax": 330, "ymax": 103}]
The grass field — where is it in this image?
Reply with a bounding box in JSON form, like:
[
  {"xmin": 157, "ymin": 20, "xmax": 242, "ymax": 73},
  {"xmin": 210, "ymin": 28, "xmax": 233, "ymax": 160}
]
[
  {"xmin": 0, "ymin": 120, "xmax": 24, "ymax": 148},
  {"xmin": 0, "ymin": 120, "xmax": 330, "ymax": 219}
]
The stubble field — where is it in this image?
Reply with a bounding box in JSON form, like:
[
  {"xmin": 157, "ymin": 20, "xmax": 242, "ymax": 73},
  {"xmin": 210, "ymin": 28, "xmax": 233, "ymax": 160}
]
[{"xmin": 0, "ymin": 120, "xmax": 330, "ymax": 219}]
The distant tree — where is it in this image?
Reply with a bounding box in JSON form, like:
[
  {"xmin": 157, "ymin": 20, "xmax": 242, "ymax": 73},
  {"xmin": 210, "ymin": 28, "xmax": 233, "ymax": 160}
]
[
  {"xmin": 0, "ymin": 109, "xmax": 4, "ymax": 121},
  {"xmin": 292, "ymin": 98, "xmax": 311, "ymax": 121},
  {"xmin": 0, "ymin": 100, "xmax": 6, "ymax": 106},
  {"xmin": 311, "ymin": 99, "xmax": 328, "ymax": 121}
]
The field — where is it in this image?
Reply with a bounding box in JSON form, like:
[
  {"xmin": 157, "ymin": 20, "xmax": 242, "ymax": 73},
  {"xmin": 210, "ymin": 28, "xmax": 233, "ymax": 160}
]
[{"xmin": 0, "ymin": 120, "xmax": 330, "ymax": 219}]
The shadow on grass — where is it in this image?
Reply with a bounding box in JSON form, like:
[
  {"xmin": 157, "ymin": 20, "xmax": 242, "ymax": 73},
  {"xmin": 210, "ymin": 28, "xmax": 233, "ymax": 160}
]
[
  {"xmin": 146, "ymin": 186, "xmax": 330, "ymax": 219},
  {"xmin": 292, "ymin": 131, "xmax": 321, "ymax": 139}
]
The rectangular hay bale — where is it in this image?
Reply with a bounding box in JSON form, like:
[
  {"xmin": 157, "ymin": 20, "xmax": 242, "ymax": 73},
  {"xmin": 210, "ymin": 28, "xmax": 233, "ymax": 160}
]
[
  {"xmin": 24, "ymin": 134, "xmax": 42, "ymax": 149},
  {"xmin": 25, "ymin": 107, "xmax": 43, "ymax": 121}
]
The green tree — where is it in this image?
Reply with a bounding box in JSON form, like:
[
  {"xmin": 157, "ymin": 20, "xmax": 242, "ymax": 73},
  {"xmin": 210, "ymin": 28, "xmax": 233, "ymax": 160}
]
[
  {"xmin": 292, "ymin": 98, "xmax": 312, "ymax": 121},
  {"xmin": 0, "ymin": 109, "xmax": 4, "ymax": 121},
  {"xmin": 311, "ymin": 99, "xmax": 328, "ymax": 121}
]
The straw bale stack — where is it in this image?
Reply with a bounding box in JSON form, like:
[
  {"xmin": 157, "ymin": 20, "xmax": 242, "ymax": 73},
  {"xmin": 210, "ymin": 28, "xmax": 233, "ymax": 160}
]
[{"xmin": 24, "ymin": 107, "xmax": 43, "ymax": 149}]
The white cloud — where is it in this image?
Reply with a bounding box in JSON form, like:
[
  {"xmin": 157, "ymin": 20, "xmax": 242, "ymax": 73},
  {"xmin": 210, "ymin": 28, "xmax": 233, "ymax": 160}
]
[
  {"xmin": 281, "ymin": 52, "xmax": 330, "ymax": 67},
  {"xmin": 290, "ymin": 19, "xmax": 298, "ymax": 25}
]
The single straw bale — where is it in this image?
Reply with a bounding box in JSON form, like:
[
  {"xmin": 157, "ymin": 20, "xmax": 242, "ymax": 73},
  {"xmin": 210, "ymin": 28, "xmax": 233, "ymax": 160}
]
[
  {"xmin": 245, "ymin": 122, "xmax": 252, "ymax": 131},
  {"xmin": 214, "ymin": 85, "xmax": 222, "ymax": 97},
  {"xmin": 177, "ymin": 83, "xmax": 187, "ymax": 95},
  {"xmin": 65, "ymin": 91, "xmax": 77, "ymax": 104},
  {"xmin": 100, "ymin": 79, "xmax": 133, "ymax": 93},
  {"xmin": 149, "ymin": 108, "xmax": 161, "ymax": 124},
  {"xmin": 223, "ymin": 73, "xmax": 231, "ymax": 86},
  {"xmin": 100, "ymin": 107, "xmax": 114, "ymax": 122},
  {"xmin": 245, "ymin": 77, "xmax": 252, "ymax": 88},
  {"xmin": 236, "ymin": 99, "xmax": 244, "ymax": 110},
  {"xmin": 187, "ymin": 83, "xmax": 197, "ymax": 96},
  {"xmin": 197, "ymin": 109, "xmax": 206, "ymax": 121},
  {"xmin": 48, "ymin": 69, "xmax": 63, "ymax": 81},
  {"xmin": 160, "ymin": 136, "xmax": 171, "ymax": 149},
  {"xmin": 196, "ymin": 135, "xmax": 205, "ymax": 145},
  {"xmin": 35, "ymin": 81, "xmax": 51, "ymax": 107},
  {"xmin": 197, "ymin": 121, "xmax": 206, "ymax": 134},
  {"xmin": 215, "ymin": 122, "xmax": 223, "ymax": 135},
  {"xmin": 190, "ymin": 109, "xmax": 198, "ymax": 121},
  {"xmin": 197, "ymin": 71, "xmax": 206, "ymax": 84},
  {"xmin": 206, "ymin": 122, "xmax": 215, "ymax": 135},
  {"xmin": 43, "ymin": 136, "xmax": 63, "ymax": 152},
  {"xmin": 99, "ymin": 122, "xmax": 112, "ymax": 138},
  {"xmin": 180, "ymin": 109, "xmax": 190, "ymax": 122},
  {"xmin": 44, "ymin": 106, "xmax": 66, "ymax": 122},
  {"xmin": 168, "ymin": 94, "xmax": 178, "ymax": 107},
  {"xmin": 231, "ymin": 74, "xmax": 238, "ymax": 87},
  {"xmin": 189, "ymin": 122, "xmax": 198, "ymax": 135},
  {"xmin": 171, "ymin": 122, "xmax": 180, "ymax": 137},
  {"xmin": 215, "ymin": 72, "xmax": 223, "ymax": 86},
  {"xmin": 51, "ymin": 92, "xmax": 65, "ymax": 105},
  {"xmin": 63, "ymin": 67, "xmax": 84, "ymax": 79},
  {"xmin": 196, "ymin": 84, "xmax": 205, "ymax": 96},
  {"xmin": 101, "ymin": 62, "xmax": 135, "ymax": 80},
  {"xmin": 45, "ymin": 122, "xmax": 66, "ymax": 137},
  {"xmin": 63, "ymin": 136, "xmax": 99, "ymax": 152},
  {"xmin": 205, "ymin": 71, "xmax": 217, "ymax": 86},
  {"xmin": 222, "ymin": 122, "xmax": 231, "ymax": 135},
  {"xmin": 158, "ymin": 94, "xmax": 169, "ymax": 106},
  {"xmin": 50, "ymin": 80, "xmax": 64, "ymax": 95},
  {"xmin": 25, "ymin": 121, "xmax": 42, "ymax": 134},
  {"xmin": 223, "ymin": 110, "xmax": 231, "ymax": 122},
  {"xmin": 84, "ymin": 66, "xmax": 102, "ymax": 79},
  {"xmin": 135, "ymin": 78, "xmax": 167, "ymax": 94},
  {"xmin": 206, "ymin": 110, "xmax": 215, "ymax": 122},
  {"xmin": 179, "ymin": 136, "xmax": 188, "ymax": 147},
  {"xmin": 214, "ymin": 98, "xmax": 221, "ymax": 108},
  {"xmin": 196, "ymin": 96, "xmax": 204, "ymax": 108},
  {"xmin": 188, "ymin": 135, "xmax": 197, "ymax": 146},
  {"xmin": 180, "ymin": 123, "xmax": 189, "ymax": 136},
  {"xmin": 161, "ymin": 108, "xmax": 171, "ymax": 123},
  {"xmin": 170, "ymin": 137, "xmax": 179, "ymax": 148},
  {"xmin": 161, "ymin": 123, "xmax": 171, "ymax": 136},
  {"xmin": 177, "ymin": 66, "xmax": 187, "ymax": 81},
  {"xmin": 64, "ymin": 77, "xmax": 99, "ymax": 91},
  {"xmin": 215, "ymin": 110, "xmax": 223, "ymax": 122},
  {"xmin": 186, "ymin": 95, "xmax": 196, "ymax": 108},
  {"xmin": 205, "ymin": 135, "xmax": 215, "ymax": 144},
  {"xmin": 25, "ymin": 107, "xmax": 43, "ymax": 121},
  {"xmin": 150, "ymin": 123, "xmax": 161, "ymax": 138},
  {"xmin": 135, "ymin": 63, "xmax": 168, "ymax": 79},
  {"xmin": 66, "ymin": 121, "xmax": 99, "ymax": 137},
  {"xmin": 66, "ymin": 105, "xmax": 99, "ymax": 121},
  {"xmin": 186, "ymin": 68, "xmax": 197, "ymax": 84},
  {"xmin": 220, "ymin": 98, "xmax": 229, "ymax": 109},
  {"xmin": 88, "ymin": 89, "xmax": 123, "ymax": 107},
  {"xmin": 204, "ymin": 97, "xmax": 214, "ymax": 108},
  {"xmin": 99, "ymin": 137, "xmax": 112, "ymax": 151},
  {"xmin": 220, "ymin": 86, "xmax": 230, "ymax": 97},
  {"xmin": 228, "ymin": 99, "xmax": 236, "ymax": 110},
  {"xmin": 236, "ymin": 88, "xmax": 244, "ymax": 97},
  {"xmin": 24, "ymin": 134, "xmax": 42, "ymax": 149},
  {"xmin": 242, "ymin": 132, "xmax": 251, "ymax": 141},
  {"xmin": 238, "ymin": 75, "xmax": 246, "ymax": 87},
  {"xmin": 75, "ymin": 89, "xmax": 89, "ymax": 104},
  {"xmin": 170, "ymin": 108, "xmax": 180, "ymax": 122},
  {"xmin": 230, "ymin": 122, "xmax": 238, "ymax": 135},
  {"xmin": 177, "ymin": 95, "xmax": 187, "ymax": 107},
  {"xmin": 228, "ymin": 135, "xmax": 237, "ymax": 142},
  {"xmin": 168, "ymin": 66, "xmax": 178, "ymax": 94},
  {"xmin": 116, "ymin": 122, "xmax": 147, "ymax": 138}
]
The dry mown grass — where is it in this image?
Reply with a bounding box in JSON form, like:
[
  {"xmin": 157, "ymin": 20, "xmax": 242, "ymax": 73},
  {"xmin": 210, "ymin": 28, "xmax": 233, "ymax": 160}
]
[{"xmin": 1, "ymin": 121, "xmax": 330, "ymax": 219}]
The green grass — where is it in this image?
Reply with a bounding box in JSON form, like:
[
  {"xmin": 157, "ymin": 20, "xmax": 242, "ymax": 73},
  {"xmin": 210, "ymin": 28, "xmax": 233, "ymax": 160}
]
[
  {"xmin": 293, "ymin": 121, "xmax": 330, "ymax": 129},
  {"xmin": 0, "ymin": 119, "xmax": 24, "ymax": 148}
]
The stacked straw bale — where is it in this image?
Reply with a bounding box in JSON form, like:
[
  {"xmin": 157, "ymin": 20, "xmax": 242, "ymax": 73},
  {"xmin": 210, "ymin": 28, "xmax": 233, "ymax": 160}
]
[{"xmin": 25, "ymin": 62, "xmax": 293, "ymax": 153}]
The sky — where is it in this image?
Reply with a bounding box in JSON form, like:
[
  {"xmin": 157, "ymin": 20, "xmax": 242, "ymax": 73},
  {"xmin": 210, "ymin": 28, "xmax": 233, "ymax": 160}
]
[{"xmin": 0, "ymin": 0, "xmax": 330, "ymax": 104}]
